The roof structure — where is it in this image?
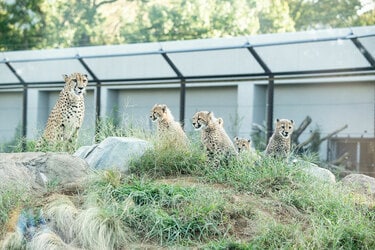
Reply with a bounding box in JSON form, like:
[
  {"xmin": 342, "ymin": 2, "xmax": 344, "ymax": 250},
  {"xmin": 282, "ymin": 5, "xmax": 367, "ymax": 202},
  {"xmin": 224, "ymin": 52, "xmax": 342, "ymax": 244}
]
[
  {"xmin": 1, "ymin": 25, "xmax": 374, "ymax": 87},
  {"xmin": 1, "ymin": 25, "xmax": 374, "ymax": 145}
]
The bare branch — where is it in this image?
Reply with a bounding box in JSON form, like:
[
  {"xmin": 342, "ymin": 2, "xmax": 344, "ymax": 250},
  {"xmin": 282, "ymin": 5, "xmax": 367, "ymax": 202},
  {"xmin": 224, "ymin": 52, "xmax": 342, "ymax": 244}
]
[
  {"xmin": 295, "ymin": 131, "xmax": 316, "ymax": 151},
  {"xmin": 94, "ymin": 0, "xmax": 118, "ymax": 9},
  {"xmin": 292, "ymin": 115, "xmax": 312, "ymax": 144},
  {"xmin": 319, "ymin": 124, "xmax": 348, "ymax": 143}
]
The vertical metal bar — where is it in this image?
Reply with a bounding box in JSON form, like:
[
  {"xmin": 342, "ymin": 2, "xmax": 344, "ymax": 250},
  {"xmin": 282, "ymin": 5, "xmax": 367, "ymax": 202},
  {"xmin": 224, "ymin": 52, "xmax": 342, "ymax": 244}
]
[
  {"xmin": 180, "ymin": 80, "xmax": 186, "ymax": 127},
  {"xmin": 161, "ymin": 52, "xmax": 186, "ymax": 127},
  {"xmin": 266, "ymin": 76, "xmax": 274, "ymax": 141},
  {"xmin": 5, "ymin": 61, "xmax": 27, "ymax": 151},
  {"xmin": 356, "ymin": 141, "xmax": 360, "ymax": 173},
  {"xmin": 77, "ymin": 56, "xmax": 102, "ymax": 141}
]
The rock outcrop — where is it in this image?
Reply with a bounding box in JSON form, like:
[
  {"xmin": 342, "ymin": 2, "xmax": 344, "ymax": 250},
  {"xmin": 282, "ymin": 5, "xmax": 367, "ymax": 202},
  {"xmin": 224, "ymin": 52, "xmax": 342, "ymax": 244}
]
[{"xmin": 74, "ymin": 137, "xmax": 152, "ymax": 173}]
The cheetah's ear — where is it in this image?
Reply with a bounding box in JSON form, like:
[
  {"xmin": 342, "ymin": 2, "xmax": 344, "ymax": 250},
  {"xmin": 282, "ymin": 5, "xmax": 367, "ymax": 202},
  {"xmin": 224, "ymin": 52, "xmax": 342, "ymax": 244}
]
[
  {"xmin": 234, "ymin": 136, "xmax": 238, "ymax": 141},
  {"xmin": 207, "ymin": 111, "xmax": 213, "ymax": 120},
  {"xmin": 83, "ymin": 74, "xmax": 88, "ymax": 78},
  {"xmin": 63, "ymin": 74, "xmax": 69, "ymax": 82},
  {"xmin": 161, "ymin": 104, "xmax": 167, "ymax": 113},
  {"xmin": 247, "ymin": 139, "xmax": 251, "ymax": 143},
  {"xmin": 276, "ymin": 118, "xmax": 280, "ymax": 122},
  {"xmin": 290, "ymin": 119, "xmax": 294, "ymax": 124}
]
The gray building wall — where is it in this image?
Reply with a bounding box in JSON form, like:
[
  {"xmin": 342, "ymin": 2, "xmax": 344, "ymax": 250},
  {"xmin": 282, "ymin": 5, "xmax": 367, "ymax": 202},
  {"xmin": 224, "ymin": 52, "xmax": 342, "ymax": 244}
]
[
  {"xmin": 103, "ymin": 85, "xmax": 238, "ymax": 138},
  {"xmin": 273, "ymin": 82, "xmax": 375, "ymax": 159},
  {"xmin": 0, "ymin": 80, "xmax": 374, "ymax": 164},
  {"xmin": 0, "ymin": 91, "xmax": 23, "ymax": 142}
]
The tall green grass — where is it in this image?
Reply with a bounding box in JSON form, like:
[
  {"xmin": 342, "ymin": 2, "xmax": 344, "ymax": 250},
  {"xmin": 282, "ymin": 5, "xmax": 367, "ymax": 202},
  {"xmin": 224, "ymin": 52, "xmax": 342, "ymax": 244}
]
[
  {"xmin": 0, "ymin": 187, "xmax": 31, "ymax": 237},
  {"xmin": 126, "ymin": 144, "xmax": 375, "ymax": 249},
  {"xmin": 1, "ymin": 118, "xmax": 375, "ymax": 249}
]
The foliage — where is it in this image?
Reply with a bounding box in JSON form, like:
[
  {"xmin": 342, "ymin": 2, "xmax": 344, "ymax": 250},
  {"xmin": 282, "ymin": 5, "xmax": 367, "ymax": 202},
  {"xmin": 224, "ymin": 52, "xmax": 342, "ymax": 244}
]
[
  {"xmin": 130, "ymin": 142, "xmax": 206, "ymax": 178},
  {"xmin": 1, "ymin": 0, "xmax": 373, "ymax": 51},
  {"xmin": 287, "ymin": 0, "xmax": 363, "ymax": 30},
  {"xmin": 86, "ymin": 174, "xmax": 231, "ymax": 245},
  {"xmin": 0, "ymin": 0, "xmax": 45, "ymax": 50}
]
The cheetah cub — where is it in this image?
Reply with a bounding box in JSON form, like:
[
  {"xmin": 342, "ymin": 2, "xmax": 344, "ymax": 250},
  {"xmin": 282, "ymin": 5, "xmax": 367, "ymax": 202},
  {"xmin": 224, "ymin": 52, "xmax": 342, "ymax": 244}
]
[
  {"xmin": 233, "ymin": 137, "xmax": 252, "ymax": 153},
  {"xmin": 265, "ymin": 118, "xmax": 294, "ymax": 158},
  {"xmin": 150, "ymin": 104, "xmax": 189, "ymax": 148},
  {"xmin": 39, "ymin": 73, "xmax": 88, "ymax": 150},
  {"xmin": 192, "ymin": 111, "xmax": 237, "ymax": 164}
]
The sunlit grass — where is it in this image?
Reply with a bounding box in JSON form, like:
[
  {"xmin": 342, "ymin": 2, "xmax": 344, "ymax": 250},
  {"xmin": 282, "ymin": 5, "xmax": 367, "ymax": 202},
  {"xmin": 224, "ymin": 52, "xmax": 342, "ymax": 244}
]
[{"xmin": 1, "ymin": 118, "xmax": 375, "ymax": 249}]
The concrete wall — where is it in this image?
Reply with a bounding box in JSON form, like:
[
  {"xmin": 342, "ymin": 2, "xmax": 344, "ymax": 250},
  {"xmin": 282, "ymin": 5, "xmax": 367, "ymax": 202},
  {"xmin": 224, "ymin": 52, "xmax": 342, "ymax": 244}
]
[
  {"xmin": 0, "ymin": 81, "xmax": 374, "ymax": 162},
  {"xmin": 273, "ymin": 82, "xmax": 375, "ymax": 160},
  {"xmin": 103, "ymin": 85, "xmax": 238, "ymax": 138},
  {"xmin": 0, "ymin": 91, "xmax": 23, "ymax": 142}
]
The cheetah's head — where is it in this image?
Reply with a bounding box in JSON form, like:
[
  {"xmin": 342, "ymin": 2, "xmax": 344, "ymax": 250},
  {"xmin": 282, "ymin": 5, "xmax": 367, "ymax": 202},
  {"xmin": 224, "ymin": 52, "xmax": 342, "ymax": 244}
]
[
  {"xmin": 233, "ymin": 137, "xmax": 251, "ymax": 153},
  {"xmin": 64, "ymin": 73, "xmax": 88, "ymax": 96},
  {"xmin": 192, "ymin": 111, "xmax": 215, "ymax": 130},
  {"xmin": 150, "ymin": 104, "xmax": 169, "ymax": 122},
  {"xmin": 275, "ymin": 118, "xmax": 294, "ymax": 139}
]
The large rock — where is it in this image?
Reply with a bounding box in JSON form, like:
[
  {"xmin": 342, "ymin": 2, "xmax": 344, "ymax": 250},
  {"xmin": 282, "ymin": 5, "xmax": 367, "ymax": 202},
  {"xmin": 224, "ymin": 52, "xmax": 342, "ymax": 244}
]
[
  {"xmin": 0, "ymin": 152, "xmax": 89, "ymax": 194},
  {"xmin": 341, "ymin": 174, "xmax": 375, "ymax": 197},
  {"xmin": 293, "ymin": 160, "xmax": 336, "ymax": 183},
  {"xmin": 74, "ymin": 137, "xmax": 152, "ymax": 173}
]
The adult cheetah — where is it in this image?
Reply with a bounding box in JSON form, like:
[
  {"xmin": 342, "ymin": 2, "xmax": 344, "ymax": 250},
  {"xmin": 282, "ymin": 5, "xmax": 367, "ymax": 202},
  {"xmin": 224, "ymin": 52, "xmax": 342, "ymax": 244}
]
[
  {"xmin": 150, "ymin": 104, "xmax": 189, "ymax": 148},
  {"xmin": 265, "ymin": 118, "xmax": 294, "ymax": 158},
  {"xmin": 39, "ymin": 73, "xmax": 88, "ymax": 149},
  {"xmin": 192, "ymin": 111, "xmax": 237, "ymax": 165}
]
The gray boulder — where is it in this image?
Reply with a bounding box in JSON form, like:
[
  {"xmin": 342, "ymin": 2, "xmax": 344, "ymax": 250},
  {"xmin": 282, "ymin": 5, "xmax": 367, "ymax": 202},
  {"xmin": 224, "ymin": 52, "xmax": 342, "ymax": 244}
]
[
  {"xmin": 341, "ymin": 174, "xmax": 375, "ymax": 197},
  {"xmin": 74, "ymin": 137, "xmax": 152, "ymax": 172},
  {"xmin": 0, "ymin": 152, "xmax": 89, "ymax": 194},
  {"xmin": 293, "ymin": 159, "xmax": 336, "ymax": 183}
]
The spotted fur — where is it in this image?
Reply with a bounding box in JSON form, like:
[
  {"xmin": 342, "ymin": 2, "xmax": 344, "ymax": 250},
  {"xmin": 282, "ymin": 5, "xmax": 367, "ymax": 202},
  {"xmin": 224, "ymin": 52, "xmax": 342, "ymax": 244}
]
[
  {"xmin": 265, "ymin": 118, "xmax": 294, "ymax": 157},
  {"xmin": 40, "ymin": 73, "xmax": 88, "ymax": 147},
  {"xmin": 150, "ymin": 104, "xmax": 189, "ymax": 147},
  {"xmin": 192, "ymin": 111, "xmax": 237, "ymax": 164},
  {"xmin": 233, "ymin": 137, "xmax": 252, "ymax": 153}
]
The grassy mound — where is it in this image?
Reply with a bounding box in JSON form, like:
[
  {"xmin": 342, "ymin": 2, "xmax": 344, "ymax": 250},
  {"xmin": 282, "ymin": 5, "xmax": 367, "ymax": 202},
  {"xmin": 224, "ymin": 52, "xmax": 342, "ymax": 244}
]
[{"xmin": 1, "ymin": 140, "xmax": 375, "ymax": 249}]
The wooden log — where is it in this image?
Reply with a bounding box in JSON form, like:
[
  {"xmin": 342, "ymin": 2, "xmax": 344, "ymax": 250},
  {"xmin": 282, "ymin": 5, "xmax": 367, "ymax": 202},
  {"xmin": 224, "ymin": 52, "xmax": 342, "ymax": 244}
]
[{"xmin": 292, "ymin": 116, "xmax": 312, "ymax": 144}]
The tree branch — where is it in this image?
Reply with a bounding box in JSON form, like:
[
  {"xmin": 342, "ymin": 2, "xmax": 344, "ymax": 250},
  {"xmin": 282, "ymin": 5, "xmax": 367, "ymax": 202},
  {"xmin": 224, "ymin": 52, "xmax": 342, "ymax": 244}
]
[
  {"xmin": 94, "ymin": 0, "xmax": 118, "ymax": 9},
  {"xmin": 319, "ymin": 124, "xmax": 348, "ymax": 143},
  {"xmin": 292, "ymin": 115, "xmax": 312, "ymax": 144},
  {"xmin": 295, "ymin": 131, "xmax": 318, "ymax": 151}
]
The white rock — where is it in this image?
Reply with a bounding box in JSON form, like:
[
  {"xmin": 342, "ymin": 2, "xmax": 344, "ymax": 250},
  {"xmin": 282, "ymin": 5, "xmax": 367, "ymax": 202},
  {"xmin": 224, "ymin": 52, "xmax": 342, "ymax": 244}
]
[{"xmin": 74, "ymin": 137, "xmax": 152, "ymax": 173}]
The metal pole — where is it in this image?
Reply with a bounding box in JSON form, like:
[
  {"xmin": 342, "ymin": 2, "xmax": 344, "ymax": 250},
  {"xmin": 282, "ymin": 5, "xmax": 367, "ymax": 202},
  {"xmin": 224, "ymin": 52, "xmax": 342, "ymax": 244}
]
[
  {"xmin": 266, "ymin": 76, "xmax": 274, "ymax": 141},
  {"xmin": 5, "ymin": 61, "xmax": 27, "ymax": 151},
  {"xmin": 179, "ymin": 80, "xmax": 186, "ymax": 128}
]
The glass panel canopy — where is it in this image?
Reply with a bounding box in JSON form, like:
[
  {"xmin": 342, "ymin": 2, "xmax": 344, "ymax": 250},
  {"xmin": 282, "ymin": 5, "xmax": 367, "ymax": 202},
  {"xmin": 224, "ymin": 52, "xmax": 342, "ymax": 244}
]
[
  {"xmin": 0, "ymin": 25, "xmax": 374, "ymax": 84},
  {"xmin": 0, "ymin": 64, "xmax": 19, "ymax": 84},
  {"xmin": 84, "ymin": 54, "xmax": 176, "ymax": 80},
  {"xmin": 254, "ymin": 39, "xmax": 371, "ymax": 73},
  {"xmin": 167, "ymin": 48, "xmax": 265, "ymax": 76}
]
